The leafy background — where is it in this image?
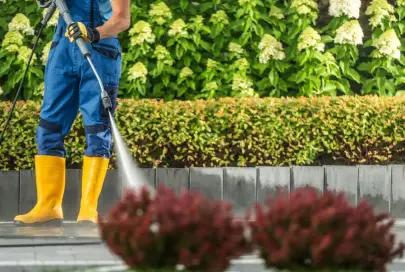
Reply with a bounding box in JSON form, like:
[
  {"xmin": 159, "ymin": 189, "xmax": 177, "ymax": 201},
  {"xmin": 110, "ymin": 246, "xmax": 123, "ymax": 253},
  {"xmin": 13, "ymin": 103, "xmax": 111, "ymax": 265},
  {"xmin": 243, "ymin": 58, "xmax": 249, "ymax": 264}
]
[{"xmin": 1, "ymin": 0, "xmax": 405, "ymax": 101}]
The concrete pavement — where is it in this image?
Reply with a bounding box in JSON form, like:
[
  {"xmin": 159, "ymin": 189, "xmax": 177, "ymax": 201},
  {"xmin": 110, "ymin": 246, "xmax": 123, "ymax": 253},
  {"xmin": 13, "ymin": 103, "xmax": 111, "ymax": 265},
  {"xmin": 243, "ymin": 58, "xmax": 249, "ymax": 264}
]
[{"xmin": 2, "ymin": 222, "xmax": 405, "ymax": 271}]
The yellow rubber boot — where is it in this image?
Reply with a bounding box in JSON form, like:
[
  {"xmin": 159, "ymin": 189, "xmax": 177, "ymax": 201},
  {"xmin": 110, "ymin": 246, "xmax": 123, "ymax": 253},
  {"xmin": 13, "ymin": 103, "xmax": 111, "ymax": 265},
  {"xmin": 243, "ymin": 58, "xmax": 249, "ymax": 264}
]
[
  {"xmin": 77, "ymin": 156, "xmax": 109, "ymax": 224},
  {"xmin": 14, "ymin": 155, "xmax": 65, "ymax": 226}
]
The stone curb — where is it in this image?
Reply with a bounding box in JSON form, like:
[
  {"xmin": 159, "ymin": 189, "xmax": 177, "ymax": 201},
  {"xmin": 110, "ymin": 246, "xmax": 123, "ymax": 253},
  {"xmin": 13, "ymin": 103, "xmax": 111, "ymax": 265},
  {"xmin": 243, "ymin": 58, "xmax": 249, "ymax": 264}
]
[{"xmin": 0, "ymin": 165, "xmax": 405, "ymax": 221}]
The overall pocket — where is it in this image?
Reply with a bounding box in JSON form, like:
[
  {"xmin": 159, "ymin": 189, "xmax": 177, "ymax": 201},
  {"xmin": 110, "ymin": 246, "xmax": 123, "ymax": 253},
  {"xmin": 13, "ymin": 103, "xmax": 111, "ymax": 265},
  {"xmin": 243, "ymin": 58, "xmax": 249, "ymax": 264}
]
[
  {"xmin": 91, "ymin": 38, "xmax": 122, "ymax": 84},
  {"xmin": 91, "ymin": 41, "xmax": 121, "ymax": 60}
]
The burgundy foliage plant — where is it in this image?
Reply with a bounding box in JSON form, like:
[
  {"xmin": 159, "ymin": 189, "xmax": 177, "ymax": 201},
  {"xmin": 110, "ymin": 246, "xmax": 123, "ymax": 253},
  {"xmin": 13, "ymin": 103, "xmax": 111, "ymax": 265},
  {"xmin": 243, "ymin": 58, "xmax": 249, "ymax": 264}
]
[
  {"xmin": 98, "ymin": 184, "xmax": 251, "ymax": 271},
  {"xmin": 249, "ymin": 187, "xmax": 405, "ymax": 271}
]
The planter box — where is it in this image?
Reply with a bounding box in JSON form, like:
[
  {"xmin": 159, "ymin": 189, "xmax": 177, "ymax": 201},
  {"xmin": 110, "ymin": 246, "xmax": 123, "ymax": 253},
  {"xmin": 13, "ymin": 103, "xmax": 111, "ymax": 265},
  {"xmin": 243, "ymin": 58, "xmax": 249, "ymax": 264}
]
[{"xmin": 0, "ymin": 165, "xmax": 404, "ymax": 221}]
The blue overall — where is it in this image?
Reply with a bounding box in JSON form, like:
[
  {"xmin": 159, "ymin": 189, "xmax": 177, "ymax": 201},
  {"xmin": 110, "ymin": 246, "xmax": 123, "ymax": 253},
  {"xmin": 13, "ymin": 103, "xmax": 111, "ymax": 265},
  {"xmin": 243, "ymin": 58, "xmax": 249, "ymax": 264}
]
[{"xmin": 37, "ymin": 0, "xmax": 121, "ymax": 158}]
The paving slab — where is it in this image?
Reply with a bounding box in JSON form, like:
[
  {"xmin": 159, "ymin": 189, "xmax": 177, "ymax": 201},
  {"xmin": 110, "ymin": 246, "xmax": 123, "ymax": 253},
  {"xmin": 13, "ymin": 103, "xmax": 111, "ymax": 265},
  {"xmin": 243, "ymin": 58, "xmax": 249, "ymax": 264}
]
[{"xmin": 0, "ymin": 223, "xmax": 100, "ymax": 239}]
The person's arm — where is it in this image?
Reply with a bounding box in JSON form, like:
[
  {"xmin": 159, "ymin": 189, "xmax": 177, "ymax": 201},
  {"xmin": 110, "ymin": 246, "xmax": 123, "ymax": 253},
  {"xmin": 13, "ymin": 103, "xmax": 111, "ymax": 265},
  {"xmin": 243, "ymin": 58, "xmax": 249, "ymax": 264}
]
[
  {"xmin": 96, "ymin": 0, "xmax": 131, "ymax": 39},
  {"xmin": 65, "ymin": 0, "xmax": 130, "ymax": 43}
]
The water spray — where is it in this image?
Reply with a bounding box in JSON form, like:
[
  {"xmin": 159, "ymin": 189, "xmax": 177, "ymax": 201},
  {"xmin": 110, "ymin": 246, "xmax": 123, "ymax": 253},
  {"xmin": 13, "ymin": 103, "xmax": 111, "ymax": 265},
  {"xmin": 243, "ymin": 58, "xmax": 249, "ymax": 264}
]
[{"xmin": 0, "ymin": 0, "xmax": 154, "ymax": 194}]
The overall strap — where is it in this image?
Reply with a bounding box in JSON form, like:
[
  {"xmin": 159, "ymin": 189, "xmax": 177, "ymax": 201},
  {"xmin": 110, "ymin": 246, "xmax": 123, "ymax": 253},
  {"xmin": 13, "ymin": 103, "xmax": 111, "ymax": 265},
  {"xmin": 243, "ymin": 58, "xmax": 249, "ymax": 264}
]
[{"xmin": 90, "ymin": 0, "xmax": 95, "ymax": 28}]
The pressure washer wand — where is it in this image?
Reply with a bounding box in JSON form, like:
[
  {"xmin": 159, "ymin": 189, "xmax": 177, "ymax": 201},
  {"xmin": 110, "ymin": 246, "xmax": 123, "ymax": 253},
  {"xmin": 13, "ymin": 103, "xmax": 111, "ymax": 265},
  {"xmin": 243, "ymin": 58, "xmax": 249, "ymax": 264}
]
[{"xmin": 53, "ymin": 0, "xmax": 112, "ymax": 112}]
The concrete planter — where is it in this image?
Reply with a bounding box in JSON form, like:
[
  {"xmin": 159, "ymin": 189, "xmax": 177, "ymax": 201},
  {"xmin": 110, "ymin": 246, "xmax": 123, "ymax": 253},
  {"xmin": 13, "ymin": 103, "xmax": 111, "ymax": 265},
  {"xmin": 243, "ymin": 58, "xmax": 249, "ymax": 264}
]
[{"xmin": 0, "ymin": 165, "xmax": 404, "ymax": 221}]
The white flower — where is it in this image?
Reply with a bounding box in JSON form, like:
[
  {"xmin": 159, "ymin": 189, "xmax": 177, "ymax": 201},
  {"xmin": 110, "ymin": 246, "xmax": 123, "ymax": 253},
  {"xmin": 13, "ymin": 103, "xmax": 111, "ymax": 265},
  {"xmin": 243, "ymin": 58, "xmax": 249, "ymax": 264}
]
[
  {"xmin": 17, "ymin": 46, "xmax": 37, "ymax": 64},
  {"xmin": 210, "ymin": 10, "xmax": 229, "ymax": 24},
  {"xmin": 150, "ymin": 222, "xmax": 160, "ymax": 233},
  {"xmin": 235, "ymin": 58, "xmax": 250, "ymax": 71},
  {"xmin": 397, "ymin": 0, "xmax": 405, "ymax": 6},
  {"xmin": 41, "ymin": 41, "xmax": 52, "ymax": 65},
  {"xmin": 366, "ymin": 0, "xmax": 395, "ymax": 28},
  {"xmin": 153, "ymin": 45, "xmax": 174, "ymax": 65},
  {"xmin": 334, "ymin": 20, "xmax": 363, "ymax": 45},
  {"xmin": 149, "ymin": 2, "xmax": 172, "ymax": 25},
  {"xmin": 5, "ymin": 44, "xmax": 19, "ymax": 53},
  {"xmin": 128, "ymin": 62, "xmax": 148, "ymax": 82},
  {"xmin": 129, "ymin": 20, "xmax": 156, "ymax": 46},
  {"xmin": 168, "ymin": 19, "xmax": 188, "ymax": 36},
  {"xmin": 269, "ymin": 6, "xmax": 284, "ymax": 19},
  {"xmin": 297, "ymin": 27, "xmax": 325, "ymax": 52},
  {"xmin": 179, "ymin": 67, "xmax": 193, "ymax": 78},
  {"xmin": 0, "ymin": 85, "xmax": 3, "ymax": 96},
  {"xmin": 291, "ymin": 0, "xmax": 318, "ymax": 16},
  {"xmin": 207, "ymin": 59, "xmax": 218, "ymax": 69},
  {"xmin": 228, "ymin": 42, "xmax": 245, "ymax": 56},
  {"xmin": 205, "ymin": 81, "xmax": 218, "ymax": 91},
  {"xmin": 232, "ymin": 74, "xmax": 257, "ymax": 97},
  {"xmin": 372, "ymin": 29, "xmax": 401, "ymax": 59},
  {"xmin": 329, "ymin": 0, "xmax": 361, "ymax": 19},
  {"xmin": 258, "ymin": 34, "xmax": 285, "ymax": 63},
  {"xmin": 153, "ymin": 45, "xmax": 170, "ymax": 59},
  {"xmin": 238, "ymin": 0, "xmax": 259, "ymax": 6},
  {"xmin": 8, "ymin": 13, "xmax": 34, "ymax": 36},
  {"xmin": 1, "ymin": 31, "xmax": 23, "ymax": 47}
]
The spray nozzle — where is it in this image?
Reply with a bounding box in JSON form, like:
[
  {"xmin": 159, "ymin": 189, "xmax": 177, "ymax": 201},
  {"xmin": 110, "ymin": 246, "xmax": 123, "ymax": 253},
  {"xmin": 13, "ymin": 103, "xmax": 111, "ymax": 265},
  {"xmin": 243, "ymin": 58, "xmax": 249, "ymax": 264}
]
[{"xmin": 101, "ymin": 90, "xmax": 112, "ymax": 111}]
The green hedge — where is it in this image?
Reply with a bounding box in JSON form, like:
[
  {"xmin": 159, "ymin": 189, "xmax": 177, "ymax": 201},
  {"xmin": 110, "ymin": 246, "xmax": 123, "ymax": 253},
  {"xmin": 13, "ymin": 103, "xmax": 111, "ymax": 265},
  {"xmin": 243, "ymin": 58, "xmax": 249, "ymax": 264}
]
[
  {"xmin": 1, "ymin": 96, "xmax": 405, "ymax": 170},
  {"xmin": 2, "ymin": 0, "xmax": 405, "ymax": 100}
]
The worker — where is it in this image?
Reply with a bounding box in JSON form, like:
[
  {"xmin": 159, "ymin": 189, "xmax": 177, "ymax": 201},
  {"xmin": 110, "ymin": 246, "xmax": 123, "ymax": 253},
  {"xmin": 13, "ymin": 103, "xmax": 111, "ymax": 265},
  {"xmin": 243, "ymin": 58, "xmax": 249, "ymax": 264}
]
[{"xmin": 14, "ymin": 0, "xmax": 131, "ymax": 226}]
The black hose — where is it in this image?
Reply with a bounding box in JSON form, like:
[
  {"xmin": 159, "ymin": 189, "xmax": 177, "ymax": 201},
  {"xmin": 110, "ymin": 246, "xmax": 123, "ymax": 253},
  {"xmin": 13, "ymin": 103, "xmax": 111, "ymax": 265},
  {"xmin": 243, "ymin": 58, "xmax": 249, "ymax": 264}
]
[{"xmin": 0, "ymin": 22, "xmax": 46, "ymax": 145}]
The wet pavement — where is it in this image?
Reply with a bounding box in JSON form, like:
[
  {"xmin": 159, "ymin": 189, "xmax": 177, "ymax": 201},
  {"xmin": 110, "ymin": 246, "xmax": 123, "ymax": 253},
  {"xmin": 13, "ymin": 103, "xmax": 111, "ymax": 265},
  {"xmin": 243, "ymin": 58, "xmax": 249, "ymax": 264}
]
[
  {"xmin": 1, "ymin": 223, "xmax": 405, "ymax": 271},
  {"xmin": 0, "ymin": 223, "xmax": 100, "ymax": 239}
]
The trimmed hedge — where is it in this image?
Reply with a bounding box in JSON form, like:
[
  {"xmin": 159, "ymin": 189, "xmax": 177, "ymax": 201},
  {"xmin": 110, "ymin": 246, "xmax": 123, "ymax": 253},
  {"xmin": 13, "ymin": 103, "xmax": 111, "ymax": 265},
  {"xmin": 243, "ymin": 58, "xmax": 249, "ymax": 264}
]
[{"xmin": 1, "ymin": 96, "xmax": 405, "ymax": 170}]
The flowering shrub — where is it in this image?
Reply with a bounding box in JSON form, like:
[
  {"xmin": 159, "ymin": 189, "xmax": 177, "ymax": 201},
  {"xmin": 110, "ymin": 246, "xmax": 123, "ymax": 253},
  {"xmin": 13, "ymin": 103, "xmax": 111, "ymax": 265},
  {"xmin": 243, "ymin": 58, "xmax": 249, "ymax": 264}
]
[
  {"xmin": 249, "ymin": 187, "xmax": 405, "ymax": 271},
  {"xmin": 99, "ymin": 184, "xmax": 250, "ymax": 271},
  {"xmin": 0, "ymin": 0, "xmax": 58, "ymax": 100},
  {"xmin": 357, "ymin": 0, "xmax": 405, "ymax": 96},
  {"xmin": 2, "ymin": 0, "xmax": 405, "ymax": 99}
]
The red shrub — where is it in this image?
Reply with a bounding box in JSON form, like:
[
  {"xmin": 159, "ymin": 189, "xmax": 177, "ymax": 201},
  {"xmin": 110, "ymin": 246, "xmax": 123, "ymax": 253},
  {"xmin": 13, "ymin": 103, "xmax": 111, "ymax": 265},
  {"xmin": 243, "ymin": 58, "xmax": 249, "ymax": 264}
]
[
  {"xmin": 249, "ymin": 187, "xmax": 405, "ymax": 271},
  {"xmin": 98, "ymin": 184, "xmax": 251, "ymax": 271}
]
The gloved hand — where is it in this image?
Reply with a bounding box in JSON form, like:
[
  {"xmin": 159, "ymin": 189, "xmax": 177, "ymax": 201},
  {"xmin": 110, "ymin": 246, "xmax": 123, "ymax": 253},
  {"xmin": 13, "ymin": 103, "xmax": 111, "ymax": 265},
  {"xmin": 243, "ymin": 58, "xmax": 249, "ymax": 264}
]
[{"xmin": 65, "ymin": 22, "xmax": 100, "ymax": 43}]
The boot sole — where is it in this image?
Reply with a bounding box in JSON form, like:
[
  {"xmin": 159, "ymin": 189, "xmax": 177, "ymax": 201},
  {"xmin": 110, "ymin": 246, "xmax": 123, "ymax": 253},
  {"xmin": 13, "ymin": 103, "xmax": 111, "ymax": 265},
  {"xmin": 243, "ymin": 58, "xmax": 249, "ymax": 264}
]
[{"xmin": 14, "ymin": 218, "xmax": 63, "ymax": 227}]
